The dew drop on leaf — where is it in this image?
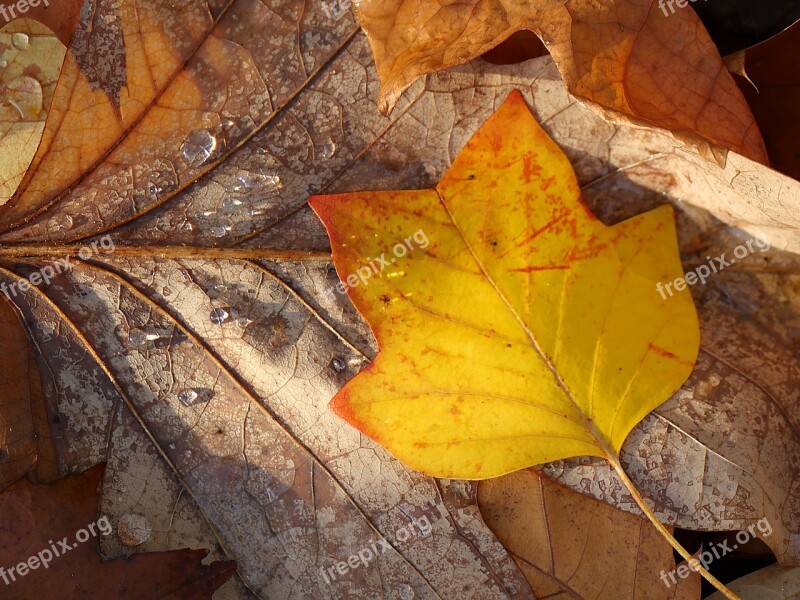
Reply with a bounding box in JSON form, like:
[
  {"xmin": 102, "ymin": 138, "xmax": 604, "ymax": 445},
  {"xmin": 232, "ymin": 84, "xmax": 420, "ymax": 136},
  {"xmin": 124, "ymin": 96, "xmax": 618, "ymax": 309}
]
[
  {"xmin": 221, "ymin": 196, "xmax": 243, "ymax": 210},
  {"xmin": 210, "ymin": 308, "xmax": 230, "ymax": 324},
  {"xmin": 181, "ymin": 128, "xmax": 217, "ymax": 166},
  {"xmin": 11, "ymin": 32, "xmax": 29, "ymax": 50},
  {"xmin": 118, "ymin": 513, "xmax": 152, "ymax": 547},
  {"xmin": 177, "ymin": 389, "xmax": 199, "ymax": 406},
  {"xmin": 398, "ymin": 583, "xmax": 415, "ymax": 600},
  {"xmin": 319, "ymin": 138, "xmax": 337, "ymax": 160},
  {"xmin": 128, "ymin": 329, "xmax": 158, "ymax": 346},
  {"xmin": 210, "ymin": 224, "xmax": 231, "ymax": 237}
]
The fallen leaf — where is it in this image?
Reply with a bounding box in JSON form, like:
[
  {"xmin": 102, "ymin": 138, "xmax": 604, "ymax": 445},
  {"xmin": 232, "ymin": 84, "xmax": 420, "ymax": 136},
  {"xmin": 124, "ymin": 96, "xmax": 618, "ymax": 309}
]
[
  {"xmin": 311, "ymin": 90, "xmax": 700, "ymax": 479},
  {"xmin": 478, "ymin": 468, "xmax": 701, "ymax": 599},
  {"xmin": 355, "ymin": 0, "xmax": 768, "ymax": 162},
  {"xmin": 0, "ymin": 292, "xmax": 56, "ymax": 489},
  {"xmin": 0, "ymin": 19, "xmax": 67, "ymax": 205},
  {"xmin": 0, "ymin": 464, "xmax": 236, "ymax": 597},
  {"xmin": 0, "ymin": 0, "xmax": 796, "ymax": 594},
  {"xmin": 0, "ymin": 8, "xmax": 542, "ymax": 597}
]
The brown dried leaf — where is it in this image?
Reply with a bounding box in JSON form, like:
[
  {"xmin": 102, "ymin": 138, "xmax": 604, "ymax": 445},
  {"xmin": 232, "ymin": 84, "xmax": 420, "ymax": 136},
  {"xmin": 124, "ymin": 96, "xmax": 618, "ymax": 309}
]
[
  {"xmin": 0, "ymin": 292, "xmax": 55, "ymax": 489},
  {"xmin": 355, "ymin": 0, "xmax": 768, "ymax": 163},
  {"xmin": 478, "ymin": 469, "xmax": 700, "ymax": 599},
  {"xmin": 0, "ymin": 464, "xmax": 236, "ymax": 597}
]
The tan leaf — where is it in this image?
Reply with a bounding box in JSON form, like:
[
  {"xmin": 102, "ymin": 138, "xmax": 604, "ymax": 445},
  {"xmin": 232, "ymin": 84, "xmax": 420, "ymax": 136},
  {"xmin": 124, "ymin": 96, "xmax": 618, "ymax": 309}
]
[
  {"xmin": 355, "ymin": 0, "xmax": 768, "ymax": 162},
  {"xmin": 478, "ymin": 469, "xmax": 700, "ymax": 599},
  {"xmin": 706, "ymin": 564, "xmax": 800, "ymax": 599},
  {"xmin": 0, "ymin": 19, "xmax": 66, "ymax": 205}
]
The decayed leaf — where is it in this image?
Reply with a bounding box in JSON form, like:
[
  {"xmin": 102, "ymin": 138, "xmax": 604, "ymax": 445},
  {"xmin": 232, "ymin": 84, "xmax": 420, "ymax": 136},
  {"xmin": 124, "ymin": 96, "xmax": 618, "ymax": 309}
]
[
  {"xmin": 0, "ymin": 20, "xmax": 67, "ymax": 205},
  {"xmin": 478, "ymin": 469, "xmax": 700, "ymax": 599},
  {"xmin": 0, "ymin": 464, "xmax": 236, "ymax": 597},
  {"xmin": 0, "ymin": 292, "xmax": 56, "ymax": 489},
  {"xmin": 355, "ymin": 0, "xmax": 768, "ymax": 163},
  {"xmin": 0, "ymin": 0, "xmax": 796, "ymax": 595}
]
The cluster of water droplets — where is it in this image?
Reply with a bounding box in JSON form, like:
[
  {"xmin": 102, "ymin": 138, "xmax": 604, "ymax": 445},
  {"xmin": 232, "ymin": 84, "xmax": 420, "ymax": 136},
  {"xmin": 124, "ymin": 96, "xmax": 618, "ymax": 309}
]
[
  {"xmin": 208, "ymin": 305, "xmax": 253, "ymax": 328},
  {"xmin": 1, "ymin": 33, "xmax": 46, "ymax": 122}
]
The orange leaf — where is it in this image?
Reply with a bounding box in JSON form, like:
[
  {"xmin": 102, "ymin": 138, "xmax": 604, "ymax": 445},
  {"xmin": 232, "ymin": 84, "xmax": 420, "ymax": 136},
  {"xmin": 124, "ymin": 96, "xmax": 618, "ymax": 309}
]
[{"xmin": 356, "ymin": 0, "xmax": 768, "ymax": 163}]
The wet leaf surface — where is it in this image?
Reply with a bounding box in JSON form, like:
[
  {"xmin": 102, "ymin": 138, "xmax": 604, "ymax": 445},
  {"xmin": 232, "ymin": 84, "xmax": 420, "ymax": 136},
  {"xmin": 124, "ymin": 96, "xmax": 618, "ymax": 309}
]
[{"xmin": 0, "ymin": 0, "xmax": 796, "ymax": 597}]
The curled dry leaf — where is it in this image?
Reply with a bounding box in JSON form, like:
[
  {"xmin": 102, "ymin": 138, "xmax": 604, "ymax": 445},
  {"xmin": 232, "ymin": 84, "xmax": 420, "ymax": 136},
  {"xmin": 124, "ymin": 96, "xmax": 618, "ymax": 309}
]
[
  {"xmin": 477, "ymin": 468, "xmax": 701, "ymax": 599},
  {"xmin": 355, "ymin": 0, "xmax": 768, "ymax": 163}
]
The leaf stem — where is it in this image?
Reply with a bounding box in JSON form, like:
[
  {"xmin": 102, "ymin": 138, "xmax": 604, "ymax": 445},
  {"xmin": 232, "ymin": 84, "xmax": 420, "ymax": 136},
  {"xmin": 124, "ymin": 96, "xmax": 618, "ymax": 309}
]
[
  {"xmin": 0, "ymin": 245, "xmax": 332, "ymax": 261},
  {"xmin": 607, "ymin": 457, "xmax": 740, "ymax": 600}
]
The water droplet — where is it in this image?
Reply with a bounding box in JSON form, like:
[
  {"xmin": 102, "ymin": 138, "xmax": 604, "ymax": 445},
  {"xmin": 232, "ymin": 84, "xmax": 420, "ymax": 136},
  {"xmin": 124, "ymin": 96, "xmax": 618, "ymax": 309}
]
[
  {"xmin": 210, "ymin": 224, "xmax": 231, "ymax": 237},
  {"xmin": 330, "ymin": 358, "xmax": 346, "ymax": 373},
  {"xmin": 0, "ymin": 60, "xmax": 7, "ymax": 69},
  {"xmin": 148, "ymin": 182, "xmax": 162, "ymax": 196},
  {"xmin": 398, "ymin": 584, "xmax": 415, "ymax": 600},
  {"xmin": 237, "ymin": 317, "xmax": 253, "ymax": 328},
  {"xmin": 178, "ymin": 389, "xmax": 199, "ymax": 406},
  {"xmin": 181, "ymin": 129, "xmax": 217, "ymax": 167},
  {"xmin": 47, "ymin": 213, "xmax": 74, "ymax": 232},
  {"xmin": 541, "ymin": 460, "xmax": 564, "ymax": 478},
  {"xmin": 11, "ymin": 33, "xmax": 29, "ymax": 50},
  {"xmin": 231, "ymin": 168, "xmax": 282, "ymax": 191},
  {"xmin": 5, "ymin": 75, "xmax": 42, "ymax": 120},
  {"xmin": 162, "ymin": 287, "xmax": 173, "ymax": 296},
  {"xmin": 118, "ymin": 513, "xmax": 152, "ymax": 547},
  {"xmin": 128, "ymin": 329, "xmax": 161, "ymax": 346},
  {"xmin": 319, "ymin": 138, "xmax": 336, "ymax": 160},
  {"xmin": 210, "ymin": 308, "xmax": 230, "ymax": 324},
  {"xmin": 221, "ymin": 196, "xmax": 243, "ymax": 210}
]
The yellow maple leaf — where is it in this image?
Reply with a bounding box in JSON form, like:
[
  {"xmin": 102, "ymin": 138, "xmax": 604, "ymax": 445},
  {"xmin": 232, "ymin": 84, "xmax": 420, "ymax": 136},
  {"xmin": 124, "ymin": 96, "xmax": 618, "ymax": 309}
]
[
  {"xmin": 311, "ymin": 90, "xmax": 698, "ymax": 478},
  {"xmin": 309, "ymin": 92, "xmax": 737, "ymax": 599},
  {"xmin": 311, "ymin": 91, "xmax": 740, "ymax": 598}
]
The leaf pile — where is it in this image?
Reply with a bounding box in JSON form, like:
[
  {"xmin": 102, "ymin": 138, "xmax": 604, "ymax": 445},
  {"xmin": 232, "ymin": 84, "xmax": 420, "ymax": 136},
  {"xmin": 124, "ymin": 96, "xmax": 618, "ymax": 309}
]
[{"xmin": 0, "ymin": 0, "xmax": 797, "ymax": 598}]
